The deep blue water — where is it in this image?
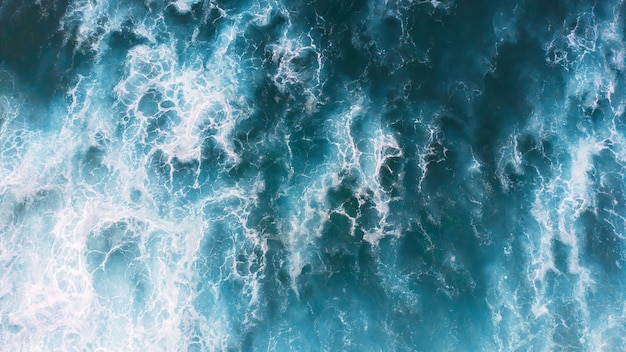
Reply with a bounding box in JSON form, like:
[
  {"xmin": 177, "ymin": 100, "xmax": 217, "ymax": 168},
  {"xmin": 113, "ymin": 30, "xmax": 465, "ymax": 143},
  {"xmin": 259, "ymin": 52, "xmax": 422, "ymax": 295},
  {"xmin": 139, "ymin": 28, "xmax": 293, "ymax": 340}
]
[{"xmin": 2, "ymin": 0, "xmax": 626, "ymax": 350}]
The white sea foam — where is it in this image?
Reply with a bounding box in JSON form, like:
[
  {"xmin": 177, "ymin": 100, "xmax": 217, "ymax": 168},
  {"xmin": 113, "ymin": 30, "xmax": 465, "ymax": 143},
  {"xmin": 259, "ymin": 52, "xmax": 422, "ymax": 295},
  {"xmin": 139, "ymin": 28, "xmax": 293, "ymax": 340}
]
[
  {"xmin": 5, "ymin": 0, "xmax": 626, "ymax": 350},
  {"xmin": 0, "ymin": 0, "xmax": 273, "ymax": 349}
]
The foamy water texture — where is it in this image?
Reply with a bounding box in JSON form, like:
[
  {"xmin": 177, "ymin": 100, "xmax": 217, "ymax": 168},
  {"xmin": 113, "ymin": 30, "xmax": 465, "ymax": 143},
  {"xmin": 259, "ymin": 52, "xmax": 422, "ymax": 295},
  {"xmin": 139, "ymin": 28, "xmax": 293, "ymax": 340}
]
[{"xmin": 2, "ymin": 0, "xmax": 626, "ymax": 350}]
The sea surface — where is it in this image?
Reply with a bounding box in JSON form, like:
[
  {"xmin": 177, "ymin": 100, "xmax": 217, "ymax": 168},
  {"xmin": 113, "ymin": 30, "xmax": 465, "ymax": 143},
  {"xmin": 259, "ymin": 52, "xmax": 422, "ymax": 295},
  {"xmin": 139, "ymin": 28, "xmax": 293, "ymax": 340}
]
[{"xmin": 1, "ymin": 0, "xmax": 626, "ymax": 350}]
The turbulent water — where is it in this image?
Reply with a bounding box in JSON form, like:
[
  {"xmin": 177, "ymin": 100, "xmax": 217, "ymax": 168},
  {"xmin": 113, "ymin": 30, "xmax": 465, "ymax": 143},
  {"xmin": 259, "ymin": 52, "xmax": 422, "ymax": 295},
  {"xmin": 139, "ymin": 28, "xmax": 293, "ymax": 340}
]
[{"xmin": 2, "ymin": 0, "xmax": 626, "ymax": 350}]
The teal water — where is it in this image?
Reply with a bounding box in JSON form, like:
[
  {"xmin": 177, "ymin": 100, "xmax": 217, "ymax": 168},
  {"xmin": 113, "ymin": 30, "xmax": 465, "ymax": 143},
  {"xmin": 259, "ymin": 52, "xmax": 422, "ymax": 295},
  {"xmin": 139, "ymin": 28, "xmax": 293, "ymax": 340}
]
[{"xmin": 1, "ymin": 0, "xmax": 626, "ymax": 350}]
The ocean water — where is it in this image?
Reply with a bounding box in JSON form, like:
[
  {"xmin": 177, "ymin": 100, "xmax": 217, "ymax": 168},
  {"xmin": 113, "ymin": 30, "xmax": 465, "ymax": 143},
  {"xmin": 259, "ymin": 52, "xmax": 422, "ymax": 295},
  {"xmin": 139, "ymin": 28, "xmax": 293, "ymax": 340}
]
[{"xmin": 1, "ymin": 0, "xmax": 626, "ymax": 350}]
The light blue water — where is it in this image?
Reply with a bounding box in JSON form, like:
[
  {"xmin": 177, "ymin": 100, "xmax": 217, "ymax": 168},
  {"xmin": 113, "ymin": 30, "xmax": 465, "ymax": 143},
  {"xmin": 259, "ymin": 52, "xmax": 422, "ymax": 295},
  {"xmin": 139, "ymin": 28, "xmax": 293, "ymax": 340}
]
[{"xmin": 2, "ymin": 0, "xmax": 626, "ymax": 350}]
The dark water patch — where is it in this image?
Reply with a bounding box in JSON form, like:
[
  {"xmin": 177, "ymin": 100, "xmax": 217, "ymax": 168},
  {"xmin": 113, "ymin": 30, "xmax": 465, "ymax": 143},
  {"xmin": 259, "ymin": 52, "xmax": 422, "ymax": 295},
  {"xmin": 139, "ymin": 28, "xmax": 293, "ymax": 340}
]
[
  {"xmin": 200, "ymin": 137, "xmax": 232, "ymax": 183},
  {"xmin": 378, "ymin": 15, "xmax": 402, "ymax": 50},
  {"xmin": 0, "ymin": 0, "xmax": 84, "ymax": 97},
  {"xmin": 473, "ymin": 33, "xmax": 548, "ymax": 163},
  {"xmin": 196, "ymin": 221, "xmax": 233, "ymax": 283},
  {"xmin": 393, "ymin": 0, "xmax": 499, "ymax": 111},
  {"xmin": 403, "ymin": 4, "xmax": 445, "ymax": 62},
  {"xmin": 251, "ymin": 76, "xmax": 288, "ymax": 129},
  {"xmin": 230, "ymin": 77, "xmax": 289, "ymax": 162},
  {"xmin": 309, "ymin": 0, "xmax": 368, "ymax": 26},
  {"xmin": 398, "ymin": 226, "xmax": 433, "ymax": 271},
  {"xmin": 75, "ymin": 145, "xmax": 109, "ymax": 185},
  {"xmin": 379, "ymin": 154, "xmax": 403, "ymax": 195},
  {"xmin": 139, "ymin": 90, "xmax": 164, "ymax": 118},
  {"xmin": 259, "ymin": 238, "xmax": 289, "ymax": 319},
  {"xmin": 365, "ymin": 64, "xmax": 394, "ymax": 101},
  {"xmin": 421, "ymin": 140, "xmax": 457, "ymax": 190},
  {"xmin": 296, "ymin": 243, "xmax": 388, "ymax": 350},
  {"xmin": 171, "ymin": 157, "xmax": 201, "ymax": 200},
  {"xmin": 580, "ymin": 209, "xmax": 624, "ymax": 281},
  {"xmin": 107, "ymin": 18, "xmax": 149, "ymax": 57},
  {"xmin": 194, "ymin": 7, "xmax": 227, "ymax": 43},
  {"xmin": 437, "ymin": 113, "xmax": 472, "ymax": 146},
  {"xmin": 582, "ymin": 149, "xmax": 626, "ymax": 283},
  {"xmin": 551, "ymin": 238, "xmax": 571, "ymax": 274},
  {"xmin": 520, "ymin": 0, "xmax": 568, "ymax": 42},
  {"xmin": 327, "ymin": 171, "xmax": 359, "ymax": 211},
  {"xmin": 517, "ymin": 133, "xmax": 558, "ymax": 178},
  {"xmin": 331, "ymin": 25, "xmax": 370, "ymax": 80},
  {"xmin": 257, "ymin": 144, "xmax": 291, "ymax": 196},
  {"xmin": 434, "ymin": 0, "xmax": 496, "ymax": 84},
  {"xmin": 146, "ymin": 111, "xmax": 179, "ymax": 143},
  {"xmin": 283, "ymin": 0, "xmax": 370, "ymax": 83},
  {"xmin": 288, "ymin": 130, "xmax": 328, "ymax": 175}
]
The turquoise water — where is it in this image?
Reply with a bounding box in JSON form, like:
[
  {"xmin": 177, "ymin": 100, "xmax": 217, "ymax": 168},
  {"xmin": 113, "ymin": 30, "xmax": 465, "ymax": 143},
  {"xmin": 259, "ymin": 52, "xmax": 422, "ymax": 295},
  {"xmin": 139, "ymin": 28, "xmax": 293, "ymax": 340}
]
[{"xmin": 2, "ymin": 0, "xmax": 626, "ymax": 350}]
